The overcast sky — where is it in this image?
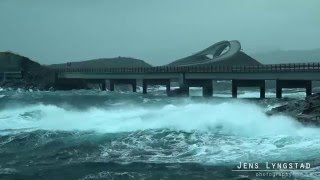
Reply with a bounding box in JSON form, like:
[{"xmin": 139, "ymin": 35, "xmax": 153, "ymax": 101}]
[{"xmin": 0, "ymin": 0, "xmax": 319, "ymax": 65}]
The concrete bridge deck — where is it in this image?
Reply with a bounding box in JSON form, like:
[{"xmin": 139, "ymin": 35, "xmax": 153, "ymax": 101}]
[{"xmin": 54, "ymin": 62, "xmax": 320, "ymax": 98}]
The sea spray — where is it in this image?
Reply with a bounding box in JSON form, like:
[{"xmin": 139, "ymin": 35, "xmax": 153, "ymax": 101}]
[
  {"xmin": 0, "ymin": 100, "xmax": 319, "ymax": 137},
  {"xmin": 0, "ymin": 90, "xmax": 320, "ymax": 179}
]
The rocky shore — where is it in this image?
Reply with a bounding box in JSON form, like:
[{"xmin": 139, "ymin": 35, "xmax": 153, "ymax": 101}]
[
  {"xmin": 267, "ymin": 93, "xmax": 320, "ymax": 126},
  {"xmin": 0, "ymin": 67, "xmax": 56, "ymax": 91}
]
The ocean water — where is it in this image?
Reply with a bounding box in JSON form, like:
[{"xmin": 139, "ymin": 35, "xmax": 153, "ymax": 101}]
[{"xmin": 0, "ymin": 88, "xmax": 320, "ymax": 180}]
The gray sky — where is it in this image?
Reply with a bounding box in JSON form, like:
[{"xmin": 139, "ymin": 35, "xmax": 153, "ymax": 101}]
[{"xmin": 0, "ymin": 0, "xmax": 319, "ymax": 65}]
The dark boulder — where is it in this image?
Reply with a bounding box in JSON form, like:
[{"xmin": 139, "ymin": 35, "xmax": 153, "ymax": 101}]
[{"xmin": 268, "ymin": 93, "xmax": 320, "ymax": 126}]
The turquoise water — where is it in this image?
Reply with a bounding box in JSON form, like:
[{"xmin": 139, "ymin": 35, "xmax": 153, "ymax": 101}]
[{"xmin": 0, "ymin": 88, "xmax": 319, "ymax": 179}]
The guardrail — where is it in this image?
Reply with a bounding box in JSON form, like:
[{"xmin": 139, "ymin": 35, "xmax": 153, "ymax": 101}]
[{"xmin": 54, "ymin": 62, "xmax": 320, "ymax": 73}]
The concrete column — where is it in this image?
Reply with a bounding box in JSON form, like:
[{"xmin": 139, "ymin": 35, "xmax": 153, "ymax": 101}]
[
  {"xmin": 179, "ymin": 74, "xmax": 189, "ymax": 96},
  {"xmin": 179, "ymin": 73, "xmax": 190, "ymax": 96},
  {"xmin": 232, "ymin": 82, "xmax": 237, "ymax": 98},
  {"xmin": 101, "ymin": 81, "xmax": 106, "ymax": 91},
  {"xmin": 260, "ymin": 83, "xmax": 266, "ymax": 99},
  {"xmin": 203, "ymin": 84, "xmax": 213, "ymax": 97},
  {"xmin": 142, "ymin": 80, "xmax": 147, "ymax": 94},
  {"xmin": 180, "ymin": 85, "xmax": 190, "ymax": 96},
  {"xmin": 178, "ymin": 73, "xmax": 186, "ymax": 89},
  {"xmin": 184, "ymin": 86, "xmax": 190, "ymax": 96},
  {"xmin": 306, "ymin": 81, "xmax": 312, "ymax": 96},
  {"xmin": 276, "ymin": 80, "xmax": 282, "ymax": 98},
  {"xmin": 132, "ymin": 80, "xmax": 137, "ymax": 92},
  {"xmin": 166, "ymin": 83, "xmax": 171, "ymax": 95},
  {"xmin": 110, "ymin": 80, "xmax": 115, "ymax": 91}
]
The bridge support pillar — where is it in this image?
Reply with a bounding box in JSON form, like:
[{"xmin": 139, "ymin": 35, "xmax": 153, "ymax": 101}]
[
  {"xmin": 276, "ymin": 81, "xmax": 282, "ymax": 98},
  {"xmin": 142, "ymin": 79, "xmax": 171, "ymax": 95},
  {"xmin": 232, "ymin": 83, "xmax": 237, "ymax": 98},
  {"xmin": 132, "ymin": 80, "xmax": 137, "ymax": 92},
  {"xmin": 101, "ymin": 81, "xmax": 106, "ymax": 91},
  {"xmin": 276, "ymin": 80, "xmax": 312, "ymax": 98},
  {"xmin": 306, "ymin": 81, "xmax": 312, "ymax": 96},
  {"xmin": 203, "ymin": 84, "xmax": 213, "ymax": 97},
  {"xmin": 142, "ymin": 80, "xmax": 147, "ymax": 94},
  {"xmin": 179, "ymin": 85, "xmax": 190, "ymax": 96},
  {"xmin": 176, "ymin": 73, "xmax": 189, "ymax": 96},
  {"xmin": 260, "ymin": 83, "xmax": 266, "ymax": 99},
  {"xmin": 110, "ymin": 80, "xmax": 115, "ymax": 91},
  {"xmin": 232, "ymin": 80, "xmax": 265, "ymax": 98},
  {"xmin": 166, "ymin": 83, "xmax": 171, "ymax": 95}
]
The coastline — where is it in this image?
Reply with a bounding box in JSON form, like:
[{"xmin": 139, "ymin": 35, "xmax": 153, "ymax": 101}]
[{"xmin": 267, "ymin": 93, "xmax": 320, "ymax": 126}]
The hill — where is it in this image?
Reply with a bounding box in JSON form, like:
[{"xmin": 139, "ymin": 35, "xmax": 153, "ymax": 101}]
[
  {"xmin": 0, "ymin": 53, "xmax": 152, "ymax": 90},
  {"xmin": 0, "ymin": 51, "xmax": 55, "ymax": 90},
  {"xmin": 251, "ymin": 49, "xmax": 320, "ymax": 64},
  {"xmin": 49, "ymin": 57, "xmax": 152, "ymax": 68},
  {"xmin": 0, "ymin": 51, "xmax": 41, "ymax": 71}
]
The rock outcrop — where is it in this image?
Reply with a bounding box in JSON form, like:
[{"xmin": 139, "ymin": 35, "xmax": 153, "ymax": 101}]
[
  {"xmin": 0, "ymin": 52, "xmax": 55, "ymax": 90},
  {"xmin": 267, "ymin": 93, "xmax": 320, "ymax": 126}
]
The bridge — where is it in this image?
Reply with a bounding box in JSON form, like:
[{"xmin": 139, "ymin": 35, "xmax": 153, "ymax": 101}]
[{"xmin": 55, "ymin": 62, "xmax": 320, "ymax": 98}]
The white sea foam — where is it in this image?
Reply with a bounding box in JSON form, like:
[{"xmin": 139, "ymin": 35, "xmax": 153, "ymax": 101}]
[
  {"xmin": 0, "ymin": 100, "xmax": 319, "ymax": 137},
  {"xmin": 1, "ymin": 100, "xmax": 320, "ymax": 166}
]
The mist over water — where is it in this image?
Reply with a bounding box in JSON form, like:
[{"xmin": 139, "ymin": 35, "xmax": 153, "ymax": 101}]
[
  {"xmin": 0, "ymin": 88, "xmax": 320, "ymax": 179},
  {"xmin": 1, "ymin": 100, "xmax": 318, "ymax": 137}
]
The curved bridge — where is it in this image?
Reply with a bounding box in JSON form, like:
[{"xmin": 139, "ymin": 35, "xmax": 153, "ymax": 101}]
[
  {"xmin": 55, "ymin": 63, "xmax": 320, "ymax": 98},
  {"xmin": 168, "ymin": 40, "xmax": 250, "ymax": 66},
  {"xmin": 53, "ymin": 40, "xmax": 319, "ymax": 98}
]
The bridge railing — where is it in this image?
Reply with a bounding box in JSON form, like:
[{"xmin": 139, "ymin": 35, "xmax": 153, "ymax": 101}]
[{"xmin": 53, "ymin": 62, "xmax": 320, "ymax": 73}]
